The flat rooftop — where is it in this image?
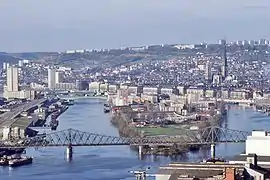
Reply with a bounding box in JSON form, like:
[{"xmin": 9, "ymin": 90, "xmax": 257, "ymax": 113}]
[
  {"xmin": 168, "ymin": 170, "xmax": 223, "ymax": 180},
  {"xmin": 156, "ymin": 162, "xmax": 245, "ymax": 180},
  {"xmin": 156, "ymin": 162, "xmax": 244, "ymax": 175},
  {"xmin": 230, "ymin": 154, "xmax": 270, "ymax": 163}
]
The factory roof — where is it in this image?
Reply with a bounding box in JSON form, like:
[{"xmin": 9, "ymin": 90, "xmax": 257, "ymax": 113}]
[
  {"xmin": 168, "ymin": 170, "xmax": 223, "ymax": 179},
  {"xmin": 156, "ymin": 162, "xmax": 244, "ymax": 176}
]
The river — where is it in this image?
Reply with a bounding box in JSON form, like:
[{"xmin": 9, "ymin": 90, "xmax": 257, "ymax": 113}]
[{"xmin": 1, "ymin": 99, "xmax": 270, "ymax": 180}]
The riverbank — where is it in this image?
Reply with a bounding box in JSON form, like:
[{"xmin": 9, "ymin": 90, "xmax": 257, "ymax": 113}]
[
  {"xmin": 110, "ymin": 101, "xmax": 227, "ymax": 156},
  {"xmin": 2, "ymin": 98, "xmax": 268, "ymax": 180}
]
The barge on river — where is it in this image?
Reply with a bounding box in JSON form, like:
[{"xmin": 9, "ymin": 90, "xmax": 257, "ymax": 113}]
[
  {"xmin": 0, "ymin": 155, "xmax": 33, "ymax": 167},
  {"xmin": 9, "ymin": 156, "xmax": 33, "ymax": 167}
]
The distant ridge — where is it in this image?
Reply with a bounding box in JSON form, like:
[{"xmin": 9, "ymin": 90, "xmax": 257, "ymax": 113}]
[
  {"xmin": 9, "ymin": 52, "xmax": 59, "ymax": 60},
  {"xmin": 0, "ymin": 53, "xmax": 21, "ymax": 64}
]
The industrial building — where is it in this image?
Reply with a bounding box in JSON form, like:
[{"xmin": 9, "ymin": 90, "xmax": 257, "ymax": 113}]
[
  {"xmin": 156, "ymin": 155, "xmax": 270, "ymax": 179},
  {"xmin": 155, "ymin": 130, "xmax": 270, "ymax": 179}
]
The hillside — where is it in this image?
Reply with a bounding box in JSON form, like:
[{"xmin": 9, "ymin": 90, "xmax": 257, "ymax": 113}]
[{"xmin": 0, "ymin": 53, "xmax": 22, "ymax": 64}]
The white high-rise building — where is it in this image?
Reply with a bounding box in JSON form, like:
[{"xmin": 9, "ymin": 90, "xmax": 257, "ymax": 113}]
[
  {"xmin": 55, "ymin": 71, "xmax": 60, "ymax": 84},
  {"xmin": 48, "ymin": 68, "xmax": 56, "ymax": 89},
  {"xmin": 48, "ymin": 68, "xmax": 61, "ymax": 89},
  {"xmin": 7, "ymin": 66, "xmax": 19, "ymax": 92},
  {"xmin": 4, "ymin": 66, "xmax": 36, "ymax": 100}
]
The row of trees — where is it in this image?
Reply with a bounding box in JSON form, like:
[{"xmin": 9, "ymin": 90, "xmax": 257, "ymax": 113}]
[{"xmin": 111, "ymin": 112, "xmax": 139, "ymax": 137}]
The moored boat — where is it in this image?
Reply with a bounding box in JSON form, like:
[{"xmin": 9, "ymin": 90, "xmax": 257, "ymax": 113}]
[
  {"xmin": 103, "ymin": 108, "xmax": 110, "ymax": 113},
  {"xmin": 0, "ymin": 157, "xmax": 8, "ymax": 166},
  {"xmin": 9, "ymin": 156, "xmax": 33, "ymax": 167},
  {"xmin": 103, "ymin": 104, "xmax": 111, "ymax": 113},
  {"xmin": 67, "ymin": 99, "xmax": 74, "ymax": 105}
]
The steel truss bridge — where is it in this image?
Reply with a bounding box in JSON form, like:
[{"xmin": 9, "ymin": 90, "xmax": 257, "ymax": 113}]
[{"xmin": 0, "ymin": 126, "xmax": 251, "ymax": 148}]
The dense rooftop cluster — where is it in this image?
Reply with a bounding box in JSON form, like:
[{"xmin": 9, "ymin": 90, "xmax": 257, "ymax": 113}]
[{"xmin": 1, "ymin": 39, "xmax": 270, "ymax": 92}]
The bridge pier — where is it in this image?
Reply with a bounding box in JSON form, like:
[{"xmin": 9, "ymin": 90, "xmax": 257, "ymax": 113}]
[
  {"xmin": 138, "ymin": 145, "xmax": 143, "ymax": 156},
  {"xmin": 210, "ymin": 144, "xmax": 215, "ymax": 159},
  {"xmin": 66, "ymin": 144, "xmax": 73, "ymax": 161}
]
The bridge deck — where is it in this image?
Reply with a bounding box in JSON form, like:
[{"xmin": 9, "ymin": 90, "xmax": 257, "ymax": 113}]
[
  {"xmin": 0, "ymin": 126, "xmax": 250, "ymax": 148},
  {"xmin": 0, "ymin": 98, "xmax": 47, "ymax": 128}
]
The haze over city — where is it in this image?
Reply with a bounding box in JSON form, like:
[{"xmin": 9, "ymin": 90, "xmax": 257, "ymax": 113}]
[{"xmin": 1, "ymin": 0, "xmax": 270, "ymax": 52}]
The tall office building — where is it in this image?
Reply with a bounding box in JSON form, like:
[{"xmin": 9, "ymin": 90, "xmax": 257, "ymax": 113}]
[
  {"xmin": 4, "ymin": 66, "xmax": 36, "ymax": 99},
  {"xmin": 55, "ymin": 71, "xmax": 60, "ymax": 84},
  {"xmin": 48, "ymin": 68, "xmax": 61, "ymax": 89},
  {"xmin": 48, "ymin": 69, "xmax": 56, "ymax": 89},
  {"xmin": 7, "ymin": 66, "xmax": 19, "ymax": 92}
]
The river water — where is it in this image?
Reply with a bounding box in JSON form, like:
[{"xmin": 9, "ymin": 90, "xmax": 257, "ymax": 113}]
[{"xmin": 1, "ymin": 99, "xmax": 270, "ymax": 180}]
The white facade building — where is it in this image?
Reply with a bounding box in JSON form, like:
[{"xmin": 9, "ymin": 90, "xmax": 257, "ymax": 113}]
[
  {"xmin": 55, "ymin": 71, "xmax": 60, "ymax": 84},
  {"xmin": 3, "ymin": 89, "xmax": 36, "ymax": 100},
  {"xmin": 108, "ymin": 84, "xmax": 118, "ymax": 93},
  {"xmin": 89, "ymin": 82, "xmax": 100, "ymax": 92},
  {"xmin": 4, "ymin": 66, "xmax": 36, "ymax": 99},
  {"xmin": 55, "ymin": 83, "xmax": 75, "ymax": 90},
  {"xmin": 246, "ymin": 131, "xmax": 270, "ymax": 156},
  {"xmin": 143, "ymin": 87, "xmax": 159, "ymax": 95},
  {"xmin": 48, "ymin": 68, "xmax": 59, "ymax": 89},
  {"xmin": 7, "ymin": 66, "xmax": 19, "ymax": 92}
]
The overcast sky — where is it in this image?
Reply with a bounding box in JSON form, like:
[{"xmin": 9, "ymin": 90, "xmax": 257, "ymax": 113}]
[{"xmin": 1, "ymin": 0, "xmax": 270, "ymax": 52}]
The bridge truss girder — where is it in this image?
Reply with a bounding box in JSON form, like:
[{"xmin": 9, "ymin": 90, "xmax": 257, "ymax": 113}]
[{"xmin": 0, "ymin": 126, "xmax": 251, "ymax": 148}]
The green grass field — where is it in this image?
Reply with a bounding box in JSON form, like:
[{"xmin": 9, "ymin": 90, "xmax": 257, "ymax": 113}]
[{"xmin": 136, "ymin": 127, "xmax": 187, "ymax": 136}]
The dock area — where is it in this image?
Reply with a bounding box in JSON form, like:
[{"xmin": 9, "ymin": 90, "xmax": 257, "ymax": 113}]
[
  {"xmin": 0, "ymin": 97, "xmax": 72, "ymax": 140},
  {"xmin": 0, "ymin": 96, "xmax": 75, "ymax": 167}
]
